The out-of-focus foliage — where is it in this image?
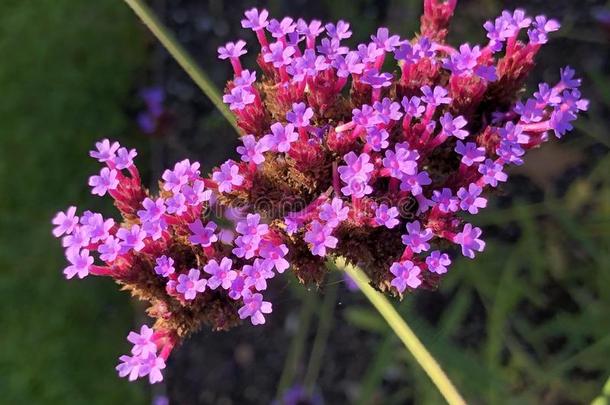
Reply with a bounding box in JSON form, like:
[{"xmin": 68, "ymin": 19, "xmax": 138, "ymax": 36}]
[{"xmin": 0, "ymin": 1, "xmax": 146, "ymax": 403}]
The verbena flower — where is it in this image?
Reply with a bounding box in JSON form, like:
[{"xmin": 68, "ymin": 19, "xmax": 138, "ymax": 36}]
[{"xmin": 53, "ymin": 2, "xmax": 587, "ymax": 384}]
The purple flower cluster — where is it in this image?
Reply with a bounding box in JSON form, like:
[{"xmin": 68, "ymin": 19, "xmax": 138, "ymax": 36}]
[
  {"xmin": 53, "ymin": 1, "xmax": 587, "ymax": 384},
  {"xmin": 213, "ymin": 4, "xmax": 586, "ymax": 293}
]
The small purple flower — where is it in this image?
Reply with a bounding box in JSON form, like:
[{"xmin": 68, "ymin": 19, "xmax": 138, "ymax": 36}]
[
  {"xmin": 188, "ymin": 220, "xmax": 218, "ymax": 247},
  {"xmin": 371, "ymin": 27, "xmax": 401, "ymax": 52},
  {"xmin": 304, "ymin": 220, "xmax": 338, "ymax": 256},
  {"xmin": 233, "ymin": 234, "xmax": 262, "ymax": 259},
  {"xmin": 382, "ymin": 143, "xmax": 419, "ymax": 178},
  {"xmin": 286, "ymin": 102, "xmax": 314, "ymax": 128},
  {"xmin": 455, "ymin": 141, "xmax": 486, "ymax": 166},
  {"xmin": 81, "ymin": 213, "xmax": 114, "ymax": 243},
  {"xmin": 98, "ymin": 235, "xmax": 121, "ymax": 262},
  {"xmin": 401, "ymin": 221, "xmax": 434, "ymax": 253},
  {"xmin": 325, "ymin": 20, "xmax": 352, "ymax": 40},
  {"xmin": 52, "ymin": 206, "xmax": 79, "ymax": 237},
  {"xmin": 64, "ymin": 249, "xmax": 93, "ymax": 279},
  {"xmin": 317, "ymin": 37, "xmax": 349, "ymax": 58},
  {"xmin": 165, "ymin": 192, "xmax": 187, "ymax": 216},
  {"xmin": 267, "ymin": 122, "xmax": 298, "ymax": 152},
  {"xmin": 394, "ymin": 42, "xmax": 419, "ymax": 64},
  {"xmin": 421, "ymin": 85, "xmax": 451, "ymax": 106},
  {"xmin": 373, "ymin": 98, "xmax": 403, "ymax": 123},
  {"xmin": 62, "ymin": 225, "xmax": 91, "ymax": 254},
  {"xmin": 137, "ymin": 197, "xmax": 166, "ymax": 223},
  {"xmin": 90, "ymin": 139, "xmax": 120, "ymax": 162},
  {"xmin": 426, "ymin": 251, "xmax": 451, "ymax": 275},
  {"xmin": 241, "ymin": 8, "xmax": 269, "ymax": 31},
  {"xmin": 296, "ymin": 18, "xmax": 324, "ymax": 38},
  {"xmin": 338, "ymin": 152, "xmax": 375, "ymax": 198},
  {"xmin": 528, "ymin": 15, "xmax": 560, "ymax": 45},
  {"xmin": 89, "ymin": 167, "xmax": 119, "ymax": 196},
  {"xmin": 514, "ymin": 99, "xmax": 544, "ymax": 123},
  {"xmin": 361, "ymin": 68, "xmax": 393, "ymax": 89},
  {"xmin": 432, "ymin": 188, "xmax": 460, "ymax": 213},
  {"xmin": 267, "ymin": 17, "xmax": 297, "ymax": 39},
  {"xmin": 496, "ymin": 140, "xmax": 525, "ymax": 165},
  {"xmin": 399, "ymin": 171, "xmax": 431, "ymax": 196},
  {"xmin": 453, "ymin": 223, "xmax": 486, "ymax": 259},
  {"xmin": 116, "ymin": 354, "xmax": 144, "ymax": 382},
  {"xmin": 478, "ymin": 159, "xmax": 508, "ymax": 187},
  {"xmin": 559, "ymin": 66, "xmax": 581, "ymax": 90},
  {"xmin": 113, "ymin": 147, "xmax": 137, "ymax": 170},
  {"xmin": 127, "ymin": 325, "xmax": 157, "ymax": 357},
  {"xmin": 117, "ymin": 225, "xmax": 146, "ymax": 253},
  {"xmin": 236, "ymin": 213, "xmax": 269, "ymax": 237},
  {"xmin": 154, "ymin": 255, "xmax": 175, "ymax": 277},
  {"xmin": 243, "ymin": 259, "xmax": 275, "ymax": 291},
  {"xmin": 223, "ymin": 86, "xmax": 255, "ymax": 111},
  {"xmin": 499, "ymin": 122, "xmax": 529, "ymax": 144},
  {"xmin": 439, "ymin": 112, "xmax": 469, "ymax": 139},
  {"xmin": 390, "ymin": 261, "xmax": 422, "ymax": 293},
  {"xmin": 332, "ymin": 51, "xmax": 365, "ymax": 77},
  {"xmin": 213, "ymin": 160, "xmax": 244, "ymax": 193},
  {"xmin": 258, "ymin": 240, "xmax": 290, "ymax": 273},
  {"xmin": 237, "ymin": 135, "xmax": 269, "ymax": 165},
  {"xmin": 374, "ymin": 204, "xmax": 400, "ymax": 229},
  {"xmin": 234, "ymin": 69, "xmax": 257, "ymax": 87},
  {"xmin": 217, "ymin": 40, "xmax": 247, "ymax": 60},
  {"xmin": 550, "ymin": 109, "xmax": 576, "ymax": 138},
  {"xmin": 358, "ymin": 42, "xmax": 385, "ymax": 64},
  {"xmin": 457, "ymin": 184, "xmax": 488, "ymax": 214},
  {"xmin": 204, "ymin": 257, "xmax": 237, "ymax": 290},
  {"xmin": 352, "ymin": 105, "xmax": 380, "ymax": 128},
  {"xmin": 182, "ymin": 180, "xmax": 212, "ymax": 206},
  {"xmin": 176, "ymin": 269, "xmax": 207, "ymax": 300},
  {"xmin": 142, "ymin": 354, "xmax": 166, "ymax": 384},
  {"xmin": 365, "ymin": 127, "xmax": 390, "ymax": 152},
  {"xmin": 401, "ymin": 96, "xmax": 426, "ymax": 118},
  {"xmin": 162, "ymin": 161, "xmax": 189, "ymax": 193},
  {"xmin": 264, "ymin": 41, "xmax": 296, "ymax": 68},
  {"xmin": 319, "ymin": 197, "xmax": 349, "ymax": 227},
  {"xmin": 142, "ymin": 219, "xmax": 167, "ymax": 241},
  {"xmin": 443, "ymin": 43, "xmax": 481, "ymax": 76},
  {"xmin": 229, "ymin": 274, "xmax": 247, "ymax": 300},
  {"xmin": 239, "ymin": 292, "xmax": 273, "ymax": 325}
]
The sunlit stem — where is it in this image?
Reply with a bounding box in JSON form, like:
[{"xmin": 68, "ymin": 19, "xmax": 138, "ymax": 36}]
[
  {"xmin": 122, "ymin": 0, "xmax": 240, "ymax": 134},
  {"xmin": 332, "ymin": 257, "xmax": 467, "ymax": 405}
]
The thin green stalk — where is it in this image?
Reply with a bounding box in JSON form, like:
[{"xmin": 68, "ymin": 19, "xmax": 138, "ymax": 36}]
[
  {"xmin": 276, "ymin": 290, "xmax": 317, "ymax": 399},
  {"xmin": 122, "ymin": 0, "xmax": 240, "ymax": 134},
  {"xmin": 303, "ymin": 277, "xmax": 338, "ymax": 395},
  {"xmin": 334, "ymin": 257, "xmax": 467, "ymax": 405}
]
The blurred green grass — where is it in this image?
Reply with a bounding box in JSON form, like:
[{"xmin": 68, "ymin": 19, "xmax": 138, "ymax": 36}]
[{"xmin": 0, "ymin": 1, "xmax": 146, "ymax": 403}]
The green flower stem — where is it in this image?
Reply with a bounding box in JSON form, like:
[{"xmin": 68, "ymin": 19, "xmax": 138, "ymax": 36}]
[
  {"xmin": 122, "ymin": 0, "xmax": 240, "ymax": 134},
  {"xmin": 333, "ymin": 257, "xmax": 467, "ymax": 405},
  {"xmin": 303, "ymin": 275, "xmax": 338, "ymax": 395},
  {"xmin": 276, "ymin": 290, "xmax": 317, "ymax": 399}
]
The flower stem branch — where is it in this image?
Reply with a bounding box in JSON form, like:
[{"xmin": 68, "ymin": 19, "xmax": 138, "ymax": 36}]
[
  {"xmin": 303, "ymin": 275, "xmax": 338, "ymax": 395},
  {"xmin": 122, "ymin": 0, "xmax": 240, "ymax": 134},
  {"xmin": 332, "ymin": 257, "xmax": 467, "ymax": 405},
  {"xmin": 276, "ymin": 289, "xmax": 317, "ymax": 399}
]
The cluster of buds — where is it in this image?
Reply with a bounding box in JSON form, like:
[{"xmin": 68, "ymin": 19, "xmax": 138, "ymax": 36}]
[{"xmin": 53, "ymin": 0, "xmax": 587, "ymax": 384}]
